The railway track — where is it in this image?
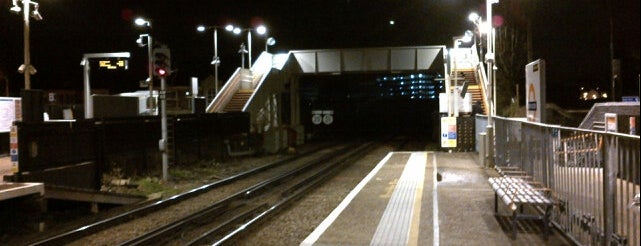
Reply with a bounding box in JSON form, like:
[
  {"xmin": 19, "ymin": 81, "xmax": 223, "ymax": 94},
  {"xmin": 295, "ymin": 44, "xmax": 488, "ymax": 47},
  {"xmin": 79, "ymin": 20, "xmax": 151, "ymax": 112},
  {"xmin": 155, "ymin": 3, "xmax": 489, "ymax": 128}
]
[{"xmin": 27, "ymin": 141, "xmax": 377, "ymax": 245}]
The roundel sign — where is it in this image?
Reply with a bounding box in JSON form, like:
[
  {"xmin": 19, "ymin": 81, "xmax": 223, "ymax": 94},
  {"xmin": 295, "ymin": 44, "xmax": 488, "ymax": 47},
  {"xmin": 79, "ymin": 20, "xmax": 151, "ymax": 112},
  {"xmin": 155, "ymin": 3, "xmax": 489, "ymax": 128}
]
[
  {"xmin": 322, "ymin": 114, "xmax": 333, "ymax": 125},
  {"xmin": 311, "ymin": 110, "xmax": 323, "ymax": 125},
  {"xmin": 312, "ymin": 114, "xmax": 322, "ymax": 125}
]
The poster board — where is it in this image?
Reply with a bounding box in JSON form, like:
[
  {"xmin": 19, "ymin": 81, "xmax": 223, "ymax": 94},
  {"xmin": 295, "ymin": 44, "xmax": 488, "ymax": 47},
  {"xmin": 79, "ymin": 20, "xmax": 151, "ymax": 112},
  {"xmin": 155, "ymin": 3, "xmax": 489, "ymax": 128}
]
[
  {"xmin": 0, "ymin": 97, "xmax": 21, "ymax": 133},
  {"xmin": 440, "ymin": 117, "xmax": 457, "ymax": 148},
  {"xmin": 525, "ymin": 59, "xmax": 546, "ymax": 122}
]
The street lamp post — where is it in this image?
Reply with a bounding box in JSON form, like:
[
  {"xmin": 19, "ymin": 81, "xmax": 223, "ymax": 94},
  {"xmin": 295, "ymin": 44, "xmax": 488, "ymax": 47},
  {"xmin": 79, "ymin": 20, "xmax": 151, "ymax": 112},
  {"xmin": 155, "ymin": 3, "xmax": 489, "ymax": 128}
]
[
  {"xmin": 197, "ymin": 25, "xmax": 221, "ymax": 100},
  {"xmin": 485, "ymin": 0, "xmax": 499, "ymax": 167},
  {"xmin": 10, "ymin": 0, "xmax": 43, "ymax": 90},
  {"xmin": 452, "ymin": 31, "xmax": 473, "ymax": 117},
  {"xmin": 265, "ymin": 37, "xmax": 276, "ymax": 53},
  {"xmin": 468, "ymin": 12, "xmax": 488, "ymax": 72},
  {"xmin": 226, "ymin": 24, "xmax": 267, "ymax": 70},
  {"xmin": 135, "ymin": 17, "xmax": 155, "ymax": 112}
]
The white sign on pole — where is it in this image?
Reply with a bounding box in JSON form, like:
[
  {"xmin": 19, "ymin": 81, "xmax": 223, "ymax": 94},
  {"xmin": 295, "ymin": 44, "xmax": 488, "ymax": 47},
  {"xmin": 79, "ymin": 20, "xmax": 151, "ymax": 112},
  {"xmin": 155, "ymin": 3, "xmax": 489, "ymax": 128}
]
[
  {"xmin": 322, "ymin": 110, "xmax": 334, "ymax": 125},
  {"xmin": 311, "ymin": 110, "xmax": 323, "ymax": 125},
  {"xmin": 525, "ymin": 59, "xmax": 546, "ymax": 122}
]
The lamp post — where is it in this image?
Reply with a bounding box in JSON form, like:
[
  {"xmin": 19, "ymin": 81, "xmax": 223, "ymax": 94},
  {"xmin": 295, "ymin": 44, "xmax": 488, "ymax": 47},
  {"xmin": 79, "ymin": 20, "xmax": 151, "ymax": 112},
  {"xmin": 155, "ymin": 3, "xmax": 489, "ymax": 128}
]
[
  {"xmin": 468, "ymin": 12, "xmax": 488, "ymax": 71},
  {"xmin": 225, "ymin": 24, "xmax": 267, "ymax": 70},
  {"xmin": 485, "ymin": 0, "xmax": 499, "ymax": 168},
  {"xmin": 451, "ymin": 31, "xmax": 473, "ymax": 117},
  {"xmin": 197, "ymin": 25, "xmax": 221, "ymax": 100},
  {"xmin": 135, "ymin": 17, "xmax": 155, "ymax": 113},
  {"xmin": 265, "ymin": 37, "xmax": 276, "ymax": 53},
  {"xmin": 9, "ymin": 0, "xmax": 43, "ymax": 90}
]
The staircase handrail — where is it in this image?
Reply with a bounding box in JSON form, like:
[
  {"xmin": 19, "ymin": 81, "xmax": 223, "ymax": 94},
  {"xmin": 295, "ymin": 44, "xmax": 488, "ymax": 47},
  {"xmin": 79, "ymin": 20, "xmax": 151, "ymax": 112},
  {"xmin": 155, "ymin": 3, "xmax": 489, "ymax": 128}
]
[
  {"xmin": 471, "ymin": 45, "xmax": 490, "ymax": 115},
  {"xmin": 243, "ymin": 52, "xmax": 277, "ymax": 113},
  {"xmin": 206, "ymin": 67, "xmax": 241, "ymax": 113}
]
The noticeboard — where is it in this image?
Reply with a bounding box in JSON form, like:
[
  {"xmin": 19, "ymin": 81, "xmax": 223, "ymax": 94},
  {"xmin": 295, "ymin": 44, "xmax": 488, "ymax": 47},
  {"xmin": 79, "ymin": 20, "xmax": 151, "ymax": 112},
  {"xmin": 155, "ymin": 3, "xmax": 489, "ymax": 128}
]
[
  {"xmin": 440, "ymin": 117, "xmax": 457, "ymax": 148},
  {"xmin": 0, "ymin": 97, "xmax": 21, "ymax": 133}
]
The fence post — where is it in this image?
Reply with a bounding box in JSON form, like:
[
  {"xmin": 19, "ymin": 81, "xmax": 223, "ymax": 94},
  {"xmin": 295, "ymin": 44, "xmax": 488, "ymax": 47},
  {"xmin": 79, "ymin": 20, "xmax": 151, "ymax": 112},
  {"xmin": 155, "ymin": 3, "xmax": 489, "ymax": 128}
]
[{"xmin": 603, "ymin": 135, "xmax": 617, "ymax": 245}]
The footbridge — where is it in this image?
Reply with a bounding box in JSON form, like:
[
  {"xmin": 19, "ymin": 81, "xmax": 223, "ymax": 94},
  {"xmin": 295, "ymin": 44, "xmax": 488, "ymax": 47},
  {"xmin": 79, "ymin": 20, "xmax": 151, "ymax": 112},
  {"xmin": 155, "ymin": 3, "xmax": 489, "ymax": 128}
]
[{"xmin": 206, "ymin": 45, "xmax": 490, "ymax": 152}]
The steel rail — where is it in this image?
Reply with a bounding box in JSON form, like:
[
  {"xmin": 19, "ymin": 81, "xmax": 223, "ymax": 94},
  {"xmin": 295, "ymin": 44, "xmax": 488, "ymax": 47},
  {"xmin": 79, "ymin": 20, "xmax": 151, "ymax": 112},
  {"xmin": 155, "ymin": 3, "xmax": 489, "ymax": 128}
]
[
  {"xmin": 27, "ymin": 143, "xmax": 333, "ymax": 246},
  {"xmin": 118, "ymin": 142, "xmax": 362, "ymax": 245}
]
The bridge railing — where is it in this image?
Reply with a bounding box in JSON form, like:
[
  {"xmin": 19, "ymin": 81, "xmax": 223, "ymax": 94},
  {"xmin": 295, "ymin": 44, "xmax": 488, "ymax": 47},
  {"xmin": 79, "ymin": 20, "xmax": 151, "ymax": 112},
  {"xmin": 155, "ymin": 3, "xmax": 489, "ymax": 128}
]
[{"xmin": 483, "ymin": 115, "xmax": 640, "ymax": 245}]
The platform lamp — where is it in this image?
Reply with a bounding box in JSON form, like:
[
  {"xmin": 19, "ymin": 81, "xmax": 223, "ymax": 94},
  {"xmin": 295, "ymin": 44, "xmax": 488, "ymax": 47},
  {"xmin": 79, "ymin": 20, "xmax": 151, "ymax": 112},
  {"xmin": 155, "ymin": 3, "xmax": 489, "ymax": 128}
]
[
  {"xmin": 225, "ymin": 24, "xmax": 267, "ymax": 70},
  {"xmin": 9, "ymin": 0, "xmax": 43, "ymax": 90},
  {"xmin": 485, "ymin": 0, "xmax": 499, "ymax": 168},
  {"xmin": 265, "ymin": 37, "xmax": 276, "ymax": 53},
  {"xmin": 134, "ymin": 17, "xmax": 155, "ymax": 112},
  {"xmin": 197, "ymin": 25, "xmax": 222, "ymax": 99}
]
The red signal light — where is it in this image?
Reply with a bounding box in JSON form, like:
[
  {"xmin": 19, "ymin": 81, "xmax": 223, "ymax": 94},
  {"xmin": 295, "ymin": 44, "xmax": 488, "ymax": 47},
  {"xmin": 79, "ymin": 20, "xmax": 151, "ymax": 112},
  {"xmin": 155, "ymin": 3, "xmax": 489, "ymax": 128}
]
[{"xmin": 155, "ymin": 67, "xmax": 167, "ymax": 77}]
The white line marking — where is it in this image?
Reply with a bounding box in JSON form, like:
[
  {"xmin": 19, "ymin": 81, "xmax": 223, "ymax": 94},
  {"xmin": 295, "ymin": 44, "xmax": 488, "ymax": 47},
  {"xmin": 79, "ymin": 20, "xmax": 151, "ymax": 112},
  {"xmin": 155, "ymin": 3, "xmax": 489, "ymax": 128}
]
[
  {"xmin": 432, "ymin": 153, "xmax": 439, "ymax": 246},
  {"xmin": 300, "ymin": 152, "xmax": 394, "ymax": 246}
]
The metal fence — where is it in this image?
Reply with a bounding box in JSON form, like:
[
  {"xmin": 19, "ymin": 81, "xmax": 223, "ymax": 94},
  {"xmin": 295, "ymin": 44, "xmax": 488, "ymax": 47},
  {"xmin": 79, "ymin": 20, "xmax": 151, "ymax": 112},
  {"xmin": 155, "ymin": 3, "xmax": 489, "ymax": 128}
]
[{"xmin": 485, "ymin": 116, "xmax": 639, "ymax": 246}]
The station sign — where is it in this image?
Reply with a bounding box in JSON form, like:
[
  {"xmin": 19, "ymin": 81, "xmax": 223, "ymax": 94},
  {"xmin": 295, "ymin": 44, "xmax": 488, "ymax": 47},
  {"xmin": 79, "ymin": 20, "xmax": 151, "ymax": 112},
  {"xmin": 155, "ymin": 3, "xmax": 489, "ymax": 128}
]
[
  {"xmin": 311, "ymin": 110, "xmax": 334, "ymax": 125},
  {"xmin": 10, "ymin": 125, "xmax": 19, "ymax": 173},
  {"xmin": 95, "ymin": 58, "xmax": 128, "ymax": 70},
  {"xmin": 440, "ymin": 117, "xmax": 457, "ymax": 148}
]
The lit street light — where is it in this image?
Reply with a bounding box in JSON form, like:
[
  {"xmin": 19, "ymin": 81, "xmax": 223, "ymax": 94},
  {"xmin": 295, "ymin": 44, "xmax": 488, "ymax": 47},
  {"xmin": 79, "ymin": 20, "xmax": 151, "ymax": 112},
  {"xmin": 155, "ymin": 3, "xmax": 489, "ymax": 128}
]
[
  {"xmin": 135, "ymin": 16, "xmax": 168, "ymax": 181},
  {"xmin": 485, "ymin": 0, "xmax": 499, "ymax": 168},
  {"xmin": 265, "ymin": 37, "xmax": 276, "ymax": 53},
  {"xmin": 134, "ymin": 17, "xmax": 155, "ymax": 112},
  {"xmin": 450, "ymin": 30, "xmax": 473, "ymax": 117},
  {"xmin": 197, "ymin": 25, "xmax": 221, "ymax": 100},
  {"xmin": 468, "ymin": 12, "xmax": 489, "ymax": 66},
  {"xmin": 226, "ymin": 24, "xmax": 267, "ymax": 70},
  {"xmin": 9, "ymin": 0, "xmax": 43, "ymax": 90}
]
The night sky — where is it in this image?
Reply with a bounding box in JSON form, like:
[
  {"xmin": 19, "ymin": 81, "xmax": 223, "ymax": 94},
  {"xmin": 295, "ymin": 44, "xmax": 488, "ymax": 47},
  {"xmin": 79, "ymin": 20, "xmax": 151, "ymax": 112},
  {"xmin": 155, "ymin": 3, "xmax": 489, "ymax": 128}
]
[{"xmin": 1, "ymin": 0, "xmax": 639, "ymax": 107}]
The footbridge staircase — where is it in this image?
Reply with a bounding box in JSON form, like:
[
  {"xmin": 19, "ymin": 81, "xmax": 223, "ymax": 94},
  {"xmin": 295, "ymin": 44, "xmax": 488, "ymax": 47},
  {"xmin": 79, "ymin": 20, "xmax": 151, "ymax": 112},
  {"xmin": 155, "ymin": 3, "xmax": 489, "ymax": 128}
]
[{"xmin": 448, "ymin": 45, "xmax": 490, "ymax": 115}]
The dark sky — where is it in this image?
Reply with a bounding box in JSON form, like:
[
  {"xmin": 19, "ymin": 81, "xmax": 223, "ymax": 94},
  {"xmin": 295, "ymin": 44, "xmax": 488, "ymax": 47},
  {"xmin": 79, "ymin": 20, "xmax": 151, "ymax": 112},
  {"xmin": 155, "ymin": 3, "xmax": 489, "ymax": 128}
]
[{"xmin": 1, "ymin": 0, "xmax": 639, "ymax": 105}]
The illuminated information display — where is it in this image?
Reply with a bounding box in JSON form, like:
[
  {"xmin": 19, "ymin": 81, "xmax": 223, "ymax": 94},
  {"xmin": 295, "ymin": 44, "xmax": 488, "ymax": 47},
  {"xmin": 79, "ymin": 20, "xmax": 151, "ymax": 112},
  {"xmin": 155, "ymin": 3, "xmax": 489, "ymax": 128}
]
[{"xmin": 95, "ymin": 59, "xmax": 128, "ymax": 70}]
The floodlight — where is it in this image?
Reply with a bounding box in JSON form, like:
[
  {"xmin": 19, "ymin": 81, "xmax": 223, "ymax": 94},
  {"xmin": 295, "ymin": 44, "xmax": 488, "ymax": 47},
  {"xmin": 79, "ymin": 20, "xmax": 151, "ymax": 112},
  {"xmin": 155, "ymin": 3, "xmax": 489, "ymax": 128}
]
[
  {"xmin": 256, "ymin": 25, "xmax": 267, "ymax": 35},
  {"xmin": 10, "ymin": 5, "xmax": 21, "ymax": 13},
  {"xmin": 31, "ymin": 5, "xmax": 42, "ymax": 21},
  {"xmin": 196, "ymin": 25, "xmax": 206, "ymax": 32}
]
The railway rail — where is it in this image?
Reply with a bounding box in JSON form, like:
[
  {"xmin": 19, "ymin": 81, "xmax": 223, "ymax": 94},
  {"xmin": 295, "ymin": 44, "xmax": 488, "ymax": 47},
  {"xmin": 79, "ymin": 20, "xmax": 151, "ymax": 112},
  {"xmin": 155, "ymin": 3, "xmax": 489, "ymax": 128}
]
[{"xmin": 27, "ymin": 141, "xmax": 377, "ymax": 245}]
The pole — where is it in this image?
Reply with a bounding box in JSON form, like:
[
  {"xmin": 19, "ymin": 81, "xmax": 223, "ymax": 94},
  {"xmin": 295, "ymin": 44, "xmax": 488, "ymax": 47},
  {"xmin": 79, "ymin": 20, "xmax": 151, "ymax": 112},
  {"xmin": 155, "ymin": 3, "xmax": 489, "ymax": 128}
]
[
  {"xmin": 492, "ymin": 28, "xmax": 497, "ymax": 117},
  {"xmin": 247, "ymin": 30, "xmax": 252, "ymax": 70},
  {"xmin": 160, "ymin": 77, "xmax": 168, "ymax": 181},
  {"xmin": 83, "ymin": 58, "xmax": 92, "ymax": 119},
  {"xmin": 485, "ymin": 0, "xmax": 495, "ymax": 167},
  {"xmin": 214, "ymin": 28, "xmax": 219, "ymax": 96},
  {"xmin": 23, "ymin": 0, "xmax": 31, "ymax": 90},
  {"xmin": 147, "ymin": 35, "xmax": 154, "ymax": 112}
]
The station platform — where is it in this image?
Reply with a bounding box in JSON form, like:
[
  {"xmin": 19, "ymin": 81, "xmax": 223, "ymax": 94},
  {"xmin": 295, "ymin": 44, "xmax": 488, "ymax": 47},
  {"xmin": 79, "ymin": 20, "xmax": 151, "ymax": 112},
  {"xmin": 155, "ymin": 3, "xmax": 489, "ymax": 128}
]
[
  {"xmin": 301, "ymin": 151, "xmax": 572, "ymax": 246},
  {"xmin": 1, "ymin": 156, "xmax": 44, "ymax": 202}
]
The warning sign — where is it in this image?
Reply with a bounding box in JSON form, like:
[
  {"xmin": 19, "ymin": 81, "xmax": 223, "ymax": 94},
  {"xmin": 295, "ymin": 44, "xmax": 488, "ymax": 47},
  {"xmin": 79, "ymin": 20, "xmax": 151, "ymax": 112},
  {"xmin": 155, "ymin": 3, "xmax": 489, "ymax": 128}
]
[{"xmin": 440, "ymin": 117, "xmax": 457, "ymax": 148}]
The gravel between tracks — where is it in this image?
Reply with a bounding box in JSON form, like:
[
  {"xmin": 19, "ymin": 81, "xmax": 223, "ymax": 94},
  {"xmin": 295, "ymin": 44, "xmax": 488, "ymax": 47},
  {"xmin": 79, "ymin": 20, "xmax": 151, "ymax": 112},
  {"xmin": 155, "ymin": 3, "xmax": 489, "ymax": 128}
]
[
  {"xmin": 233, "ymin": 144, "xmax": 395, "ymax": 246},
  {"xmin": 10, "ymin": 141, "xmax": 398, "ymax": 245}
]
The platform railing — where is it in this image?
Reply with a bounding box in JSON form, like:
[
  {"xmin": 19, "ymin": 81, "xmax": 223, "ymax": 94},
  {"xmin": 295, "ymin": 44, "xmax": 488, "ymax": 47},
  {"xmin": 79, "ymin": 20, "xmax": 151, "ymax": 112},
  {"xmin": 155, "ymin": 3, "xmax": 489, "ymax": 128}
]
[{"xmin": 486, "ymin": 115, "xmax": 640, "ymax": 245}]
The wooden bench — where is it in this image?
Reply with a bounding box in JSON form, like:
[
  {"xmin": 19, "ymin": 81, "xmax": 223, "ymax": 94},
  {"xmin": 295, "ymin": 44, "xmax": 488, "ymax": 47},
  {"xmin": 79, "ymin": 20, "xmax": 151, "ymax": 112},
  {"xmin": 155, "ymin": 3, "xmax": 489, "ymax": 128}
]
[{"xmin": 488, "ymin": 176, "xmax": 555, "ymax": 239}]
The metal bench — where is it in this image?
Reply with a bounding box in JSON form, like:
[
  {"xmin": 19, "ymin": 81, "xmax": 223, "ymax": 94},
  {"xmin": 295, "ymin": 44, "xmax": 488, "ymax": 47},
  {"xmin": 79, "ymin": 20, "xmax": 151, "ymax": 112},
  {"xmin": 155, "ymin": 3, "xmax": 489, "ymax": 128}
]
[
  {"xmin": 494, "ymin": 165, "xmax": 528, "ymax": 177},
  {"xmin": 488, "ymin": 176, "xmax": 555, "ymax": 239}
]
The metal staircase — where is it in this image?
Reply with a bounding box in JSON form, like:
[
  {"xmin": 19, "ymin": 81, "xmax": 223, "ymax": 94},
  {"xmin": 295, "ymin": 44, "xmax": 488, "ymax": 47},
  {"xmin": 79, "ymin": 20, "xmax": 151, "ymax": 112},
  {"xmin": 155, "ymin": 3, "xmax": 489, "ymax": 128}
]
[
  {"xmin": 453, "ymin": 69, "xmax": 487, "ymax": 115},
  {"xmin": 449, "ymin": 46, "xmax": 490, "ymax": 116},
  {"xmin": 223, "ymin": 89, "xmax": 254, "ymax": 112}
]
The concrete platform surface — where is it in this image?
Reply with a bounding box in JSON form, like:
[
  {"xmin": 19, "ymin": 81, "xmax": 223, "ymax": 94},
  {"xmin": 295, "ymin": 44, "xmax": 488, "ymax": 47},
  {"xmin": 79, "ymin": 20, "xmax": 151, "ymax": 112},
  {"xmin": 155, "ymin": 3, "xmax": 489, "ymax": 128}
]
[{"xmin": 302, "ymin": 151, "xmax": 574, "ymax": 246}]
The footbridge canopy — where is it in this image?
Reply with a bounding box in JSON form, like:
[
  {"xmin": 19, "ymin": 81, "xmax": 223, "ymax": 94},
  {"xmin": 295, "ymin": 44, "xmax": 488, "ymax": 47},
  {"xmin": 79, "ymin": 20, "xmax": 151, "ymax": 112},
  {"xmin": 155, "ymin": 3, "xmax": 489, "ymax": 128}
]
[{"xmin": 288, "ymin": 46, "xmax": 446, "ymax": 74}]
